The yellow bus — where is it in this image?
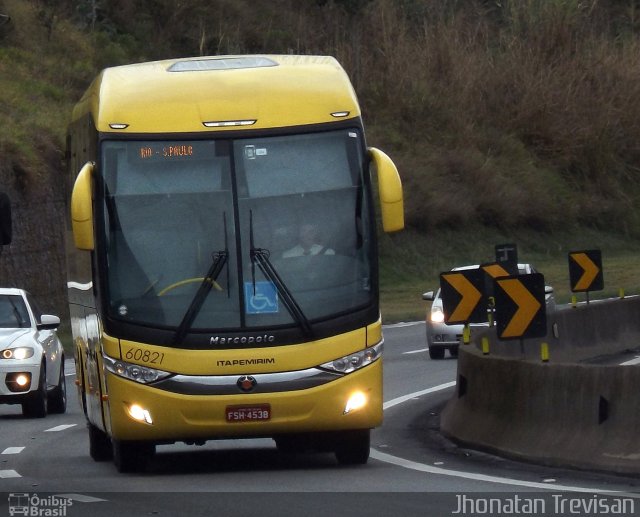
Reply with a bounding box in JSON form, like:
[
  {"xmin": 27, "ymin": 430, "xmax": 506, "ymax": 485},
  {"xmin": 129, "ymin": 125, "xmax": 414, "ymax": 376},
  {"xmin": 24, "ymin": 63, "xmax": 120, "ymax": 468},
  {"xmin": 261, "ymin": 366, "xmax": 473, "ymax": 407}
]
[{"xmin": 66, "ymin": 55, "xmax": 403, "ymax": 472}]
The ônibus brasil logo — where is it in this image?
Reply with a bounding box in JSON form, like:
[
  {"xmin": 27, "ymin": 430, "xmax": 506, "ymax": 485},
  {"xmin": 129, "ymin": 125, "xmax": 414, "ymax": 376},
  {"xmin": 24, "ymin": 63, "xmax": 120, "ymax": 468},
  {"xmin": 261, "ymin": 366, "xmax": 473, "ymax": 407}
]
[{"xmin": 8, "ymin": 493, "xmax": 72, "ymax": 516}]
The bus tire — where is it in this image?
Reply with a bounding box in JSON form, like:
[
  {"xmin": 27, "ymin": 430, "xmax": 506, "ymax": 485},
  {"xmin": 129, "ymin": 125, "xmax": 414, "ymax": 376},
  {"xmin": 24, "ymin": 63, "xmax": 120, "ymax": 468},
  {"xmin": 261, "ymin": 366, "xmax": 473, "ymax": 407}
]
[
  {"xmin": 112, "ymin": 439, "xmax": 155, "ymax": 473},
  {"xmin": 334, "ymin": 429, "xmax": 370, "ymax": 465},
  {"xmin": 88, "ymin": 423, "xmax": 112, "ymax": 461}
]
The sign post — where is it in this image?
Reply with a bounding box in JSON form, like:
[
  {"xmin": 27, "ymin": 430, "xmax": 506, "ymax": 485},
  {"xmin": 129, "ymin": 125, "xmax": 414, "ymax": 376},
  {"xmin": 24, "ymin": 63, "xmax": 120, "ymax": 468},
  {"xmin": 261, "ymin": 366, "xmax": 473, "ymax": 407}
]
[{"xmin": 495, "ymin": 243, "xmax": 518, "ymax": 275}]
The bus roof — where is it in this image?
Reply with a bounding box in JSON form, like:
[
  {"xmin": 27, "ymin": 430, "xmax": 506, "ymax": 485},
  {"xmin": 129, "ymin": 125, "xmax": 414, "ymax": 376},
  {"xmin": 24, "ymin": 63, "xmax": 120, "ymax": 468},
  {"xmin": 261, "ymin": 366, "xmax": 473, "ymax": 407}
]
[{"xmin": 72, "ymin": 55, "xmax": 361, "ymax": 134}]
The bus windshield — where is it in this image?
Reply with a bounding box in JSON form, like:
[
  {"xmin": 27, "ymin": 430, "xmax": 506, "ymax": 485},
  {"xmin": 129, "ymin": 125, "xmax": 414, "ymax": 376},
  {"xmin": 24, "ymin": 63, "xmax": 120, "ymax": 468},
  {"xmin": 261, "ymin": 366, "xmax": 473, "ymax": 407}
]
[{"xmin": 101, "ymin": 129, "xmax": 374, "ymax": 338}]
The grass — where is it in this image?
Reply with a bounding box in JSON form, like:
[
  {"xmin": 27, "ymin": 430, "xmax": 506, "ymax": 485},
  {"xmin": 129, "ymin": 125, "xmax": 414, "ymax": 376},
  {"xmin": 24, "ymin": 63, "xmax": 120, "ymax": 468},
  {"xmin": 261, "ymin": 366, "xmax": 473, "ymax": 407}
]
[{"xmin": 380, "ymin": 280, "xmax": 428, "ymax": 324}]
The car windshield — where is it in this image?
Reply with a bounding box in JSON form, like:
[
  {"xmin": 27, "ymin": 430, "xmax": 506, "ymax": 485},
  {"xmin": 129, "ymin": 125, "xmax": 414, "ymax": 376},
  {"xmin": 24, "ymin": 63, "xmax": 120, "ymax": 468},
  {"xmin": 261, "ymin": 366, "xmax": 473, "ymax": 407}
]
[
  {"xmin": 0, "ymin": 295, "xmax": 30, "ymax": 329},
  {"xmin": 100, "ymin": 129, "xmax": 374, "ymax": 335}
]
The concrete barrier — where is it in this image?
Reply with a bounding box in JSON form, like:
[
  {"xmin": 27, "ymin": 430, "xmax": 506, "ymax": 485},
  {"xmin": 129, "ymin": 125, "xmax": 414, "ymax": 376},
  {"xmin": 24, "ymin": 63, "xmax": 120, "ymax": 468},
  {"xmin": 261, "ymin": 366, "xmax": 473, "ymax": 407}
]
[{"xmin": 440, "ymin": 296, "xmax": 640, "ymax": 475}]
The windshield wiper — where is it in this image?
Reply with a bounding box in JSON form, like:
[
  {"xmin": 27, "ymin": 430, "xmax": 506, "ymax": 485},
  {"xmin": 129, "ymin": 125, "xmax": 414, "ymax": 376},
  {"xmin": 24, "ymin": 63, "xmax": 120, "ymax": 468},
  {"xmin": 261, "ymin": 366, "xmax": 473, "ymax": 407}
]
[
  {"xmin": 249, "ymin": 210, "xmax": 312, "ymax": 337},
  {"xmin": 173, "ymin": 213, "xmax": 229, "ymax": 346}
]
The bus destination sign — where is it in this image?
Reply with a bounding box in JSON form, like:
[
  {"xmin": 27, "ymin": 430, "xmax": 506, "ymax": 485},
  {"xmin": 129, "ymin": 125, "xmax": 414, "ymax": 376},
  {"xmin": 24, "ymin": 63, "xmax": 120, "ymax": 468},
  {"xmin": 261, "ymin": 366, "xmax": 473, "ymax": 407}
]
[{"xmin": 138, "ymin": 144, "xmax": 194, "ymax": 160}]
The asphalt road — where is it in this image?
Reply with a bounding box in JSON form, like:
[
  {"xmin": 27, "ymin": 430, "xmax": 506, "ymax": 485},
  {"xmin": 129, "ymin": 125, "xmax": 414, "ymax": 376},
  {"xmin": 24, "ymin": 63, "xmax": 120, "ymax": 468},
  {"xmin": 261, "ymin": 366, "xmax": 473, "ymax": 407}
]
[{"xmin": 0, "ymin": 322, "xmax": 638, "ymax": 516}]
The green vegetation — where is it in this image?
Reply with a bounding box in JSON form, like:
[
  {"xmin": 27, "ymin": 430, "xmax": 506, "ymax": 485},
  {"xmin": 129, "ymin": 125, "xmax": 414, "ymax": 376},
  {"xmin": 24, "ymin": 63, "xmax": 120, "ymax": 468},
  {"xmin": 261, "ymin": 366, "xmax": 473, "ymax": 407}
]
[
  {"xmin": 380, "ymin": 227, "xmax": 640, "ymax": 322},
  {"xmin": 2, "ymin": 0, "xmax": 640, "ymax": 322}
]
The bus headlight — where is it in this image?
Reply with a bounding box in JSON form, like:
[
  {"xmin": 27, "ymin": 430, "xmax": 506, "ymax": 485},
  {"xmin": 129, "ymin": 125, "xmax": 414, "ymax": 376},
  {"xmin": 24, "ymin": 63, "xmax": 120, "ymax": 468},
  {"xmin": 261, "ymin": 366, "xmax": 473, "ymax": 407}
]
[
  {"xmin": 319, "ymin": 342, "xmax": 383, "ymax": 374},
  {"xmin": 103, "ymin": 355, "xmax": 172, "ymax": 384}
]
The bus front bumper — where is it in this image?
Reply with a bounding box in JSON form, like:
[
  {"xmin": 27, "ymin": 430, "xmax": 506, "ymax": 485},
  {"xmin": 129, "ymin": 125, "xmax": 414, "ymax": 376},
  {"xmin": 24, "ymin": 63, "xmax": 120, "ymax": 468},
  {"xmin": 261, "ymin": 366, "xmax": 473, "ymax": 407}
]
[{"xmin": 104, "ymin": 360, "xmax": 383, "ymax": 442}]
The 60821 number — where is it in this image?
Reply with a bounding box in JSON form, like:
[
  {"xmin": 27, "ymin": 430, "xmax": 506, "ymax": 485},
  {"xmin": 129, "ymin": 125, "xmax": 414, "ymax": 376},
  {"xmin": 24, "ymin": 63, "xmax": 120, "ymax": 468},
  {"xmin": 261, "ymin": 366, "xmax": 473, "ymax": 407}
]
[{"xmin": 124, "ymin": 347, "xmax": 165, "ymax": 365}]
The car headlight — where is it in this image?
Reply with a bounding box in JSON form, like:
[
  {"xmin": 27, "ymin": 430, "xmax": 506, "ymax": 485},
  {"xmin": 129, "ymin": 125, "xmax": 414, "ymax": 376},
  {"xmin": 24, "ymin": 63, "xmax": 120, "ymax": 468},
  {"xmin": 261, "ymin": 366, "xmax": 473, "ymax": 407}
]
[
  {"xmin": 1, "ymin": 347, "xmax": 35, "ymax": 360},
  {"xmin": 103, "ymin": 354, "xmax": 172, "ymax": 384},
  {"xmin": 430, "ymin": 306, "xmax": 445, "ymax": 323},
  {"xmin": 319, "ymin": 342, "xmax": 383, "ymax": 374}
]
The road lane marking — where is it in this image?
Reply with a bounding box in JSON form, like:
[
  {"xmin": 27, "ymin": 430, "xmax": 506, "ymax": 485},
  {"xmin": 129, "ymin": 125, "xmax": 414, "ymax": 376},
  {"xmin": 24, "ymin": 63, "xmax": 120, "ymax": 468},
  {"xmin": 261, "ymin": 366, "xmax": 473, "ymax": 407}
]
[
  {"xmin": 377, "ymin": 382, "xmax": 638, "ymax": 495},
  {"xmin": 1, "ymin": 447, "xmax": 25, "ymax": 455},
  {"xmin": 403, "ymin": 348, "xmax": 429, "ymax": 355},
  {"xmin": 0, "ymin": 470, "xmax": 21, "ymax": 478},
  {"xmin": 369, "ymin": 450, "xmax": 637, "ymax": 495},
  {"xmin": 383, "ymin": 321, "xmax": 424, "ymax": 329},
  {"xmin": 44, "ymin": 424, "xmax": 77, "ymax": 432},
  {"xmin": 620, "ymin": 356, "xmax": 640, "ymax": 366},
  {"xmin": 383, "ymin": 382, "xmax": 455, "ymax": 410}
]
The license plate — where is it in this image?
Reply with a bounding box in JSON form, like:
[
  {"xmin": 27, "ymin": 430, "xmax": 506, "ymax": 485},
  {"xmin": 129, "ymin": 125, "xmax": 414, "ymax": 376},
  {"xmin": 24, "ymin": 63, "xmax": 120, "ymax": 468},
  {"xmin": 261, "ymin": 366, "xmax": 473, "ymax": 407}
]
[{"xmin": 226, "ymin": 404, "xmax": 271, "ymax": 422}]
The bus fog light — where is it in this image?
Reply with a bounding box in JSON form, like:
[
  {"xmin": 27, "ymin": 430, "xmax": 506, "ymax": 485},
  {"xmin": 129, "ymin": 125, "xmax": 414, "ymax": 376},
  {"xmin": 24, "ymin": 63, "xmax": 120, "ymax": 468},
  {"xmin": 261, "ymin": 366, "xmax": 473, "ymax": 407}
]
[
  {"xmin": 127, "ymin": 404, "xmax": 153, "ymax": 424},
  {"xmin": 344, "ymin": 391, "xmax": 367, "ymax": 415}
]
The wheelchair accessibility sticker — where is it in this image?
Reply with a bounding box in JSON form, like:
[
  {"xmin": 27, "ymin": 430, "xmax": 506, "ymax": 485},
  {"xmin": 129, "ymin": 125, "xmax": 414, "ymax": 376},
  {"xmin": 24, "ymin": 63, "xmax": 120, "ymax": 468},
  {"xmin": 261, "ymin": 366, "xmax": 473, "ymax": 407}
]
[{"xmin": 244, "ymin": 281, "xmax": 279, "ymax": 314}]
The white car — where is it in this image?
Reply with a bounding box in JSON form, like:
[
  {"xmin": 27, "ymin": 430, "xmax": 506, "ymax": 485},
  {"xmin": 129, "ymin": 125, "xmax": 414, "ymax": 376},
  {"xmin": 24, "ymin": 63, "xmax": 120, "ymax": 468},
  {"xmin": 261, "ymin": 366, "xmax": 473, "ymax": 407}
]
[
  {"xmin": 422, "ymin": 264, "xmax": 554, "ymax": 359},
  {"xmin": 0, "ymin": 288, "xmax": 66, "ymax": 417}
]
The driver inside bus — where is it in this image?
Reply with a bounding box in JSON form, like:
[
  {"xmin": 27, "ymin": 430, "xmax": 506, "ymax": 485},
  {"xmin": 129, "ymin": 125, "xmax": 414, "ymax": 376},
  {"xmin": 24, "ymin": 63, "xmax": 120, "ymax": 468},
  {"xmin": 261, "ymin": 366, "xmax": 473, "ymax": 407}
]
[{"xmin": 282, "ymin": 223, "xmax": 335, "ymax": 258}]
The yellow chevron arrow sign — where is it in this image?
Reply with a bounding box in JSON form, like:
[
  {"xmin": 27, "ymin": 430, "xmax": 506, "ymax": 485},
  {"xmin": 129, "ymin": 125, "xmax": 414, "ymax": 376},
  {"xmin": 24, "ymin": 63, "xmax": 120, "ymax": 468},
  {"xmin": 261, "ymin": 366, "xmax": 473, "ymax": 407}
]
[
  {"xmin": 442, "ymin": 273, "xmax": 482, "ymax": 323},
  {"xmin": 569, "ymin": 250, "xmax": 603, "ymax": 292},
  {"xmin": 498, "ymin": 279, "xmax": 541, "ymax": 338},
  {"xmin": 494, "ymin": 273, "xmax": 547, "ymax": 340},
  {"xmin": 482, "ymin": 263, "xmax": 510, "ymax": 279}
]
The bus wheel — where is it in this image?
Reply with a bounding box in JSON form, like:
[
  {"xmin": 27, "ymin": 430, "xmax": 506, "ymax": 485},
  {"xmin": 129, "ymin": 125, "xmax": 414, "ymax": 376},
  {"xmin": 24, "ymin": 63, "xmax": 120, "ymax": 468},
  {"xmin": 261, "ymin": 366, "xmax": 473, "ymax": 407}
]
[
  {"xmin": 335, "ymin": 429, "xmax": 370, "ymax": 465},
  {"xmin": 112, "ymin": 439, "xmax": 155, "ymax": 473},
  {"xmin": 88, "ymin": 423, "xmax": 112, "ymax": 461}
]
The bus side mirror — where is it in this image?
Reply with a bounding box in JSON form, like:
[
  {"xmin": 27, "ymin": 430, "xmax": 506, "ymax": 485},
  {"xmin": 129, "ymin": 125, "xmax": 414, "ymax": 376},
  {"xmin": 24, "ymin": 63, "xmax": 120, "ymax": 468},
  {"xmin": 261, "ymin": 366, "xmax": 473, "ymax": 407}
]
[
  {"xmin": 369, "ymin": 147, "xmax": 404, "ymax": 233},
  {"xmin": 71, "ymin": 162, "xmax": 95, "ymax": 251},
  {"xmin": 0, "ymin": 192, "xmax": 11, "ymax": 245}
]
